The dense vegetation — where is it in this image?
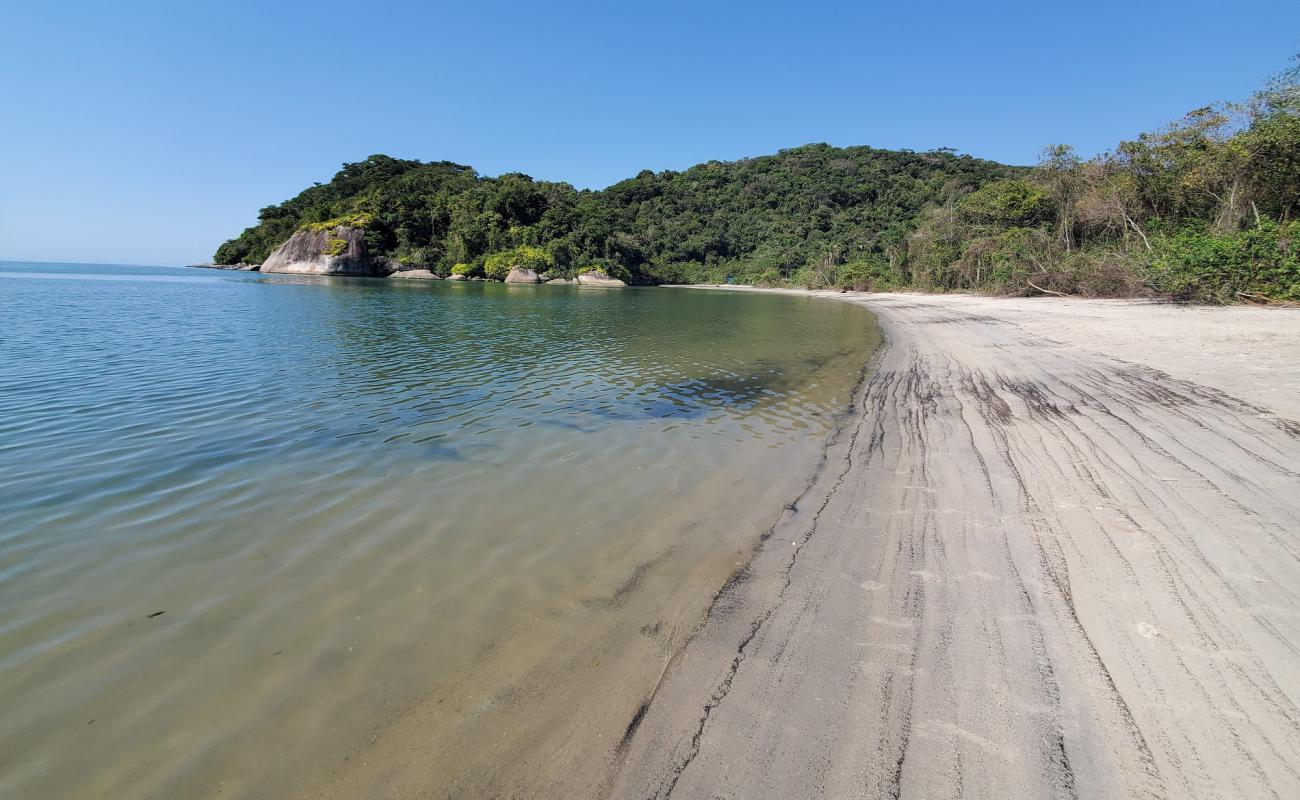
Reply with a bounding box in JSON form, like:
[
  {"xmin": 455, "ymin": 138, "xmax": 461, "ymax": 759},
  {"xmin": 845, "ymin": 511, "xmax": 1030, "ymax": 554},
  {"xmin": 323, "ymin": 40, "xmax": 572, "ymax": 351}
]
[
  {"xmin": 214, "ymin": 146, "xmax": 1016, "ymax": 284},
  {"xmin": 217, "ymin": 60, "xmax": 1299, "ymax": 302},
  {"xmin": 899, "ymin": 59, "xmax": 1300, "ymax": 302}
]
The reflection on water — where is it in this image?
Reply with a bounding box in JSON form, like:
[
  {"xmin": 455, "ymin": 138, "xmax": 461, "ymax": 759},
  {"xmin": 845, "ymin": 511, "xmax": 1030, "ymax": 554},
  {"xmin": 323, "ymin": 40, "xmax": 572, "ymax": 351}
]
[{"xmin": 0, "ymin": 261, "xmax": 878, "ymax": 798}]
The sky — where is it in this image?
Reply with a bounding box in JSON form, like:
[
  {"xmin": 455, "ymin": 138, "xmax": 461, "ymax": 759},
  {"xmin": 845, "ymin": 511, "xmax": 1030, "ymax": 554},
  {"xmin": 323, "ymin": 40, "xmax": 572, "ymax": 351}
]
[{"xmin": 2, "ymin": 0, "xmax": 1297, "ymax": 266}]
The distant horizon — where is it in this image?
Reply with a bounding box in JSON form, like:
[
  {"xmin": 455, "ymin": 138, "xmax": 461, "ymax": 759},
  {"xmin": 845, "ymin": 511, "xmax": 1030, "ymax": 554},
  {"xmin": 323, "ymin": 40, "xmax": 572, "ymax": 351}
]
[
  {"xmin": 3, "ymin": 0, "xmax": 1297, "ymax": 265},
  {"xmin": 0, "ymin": 258, "xmax": 195, "ymax": 268}
]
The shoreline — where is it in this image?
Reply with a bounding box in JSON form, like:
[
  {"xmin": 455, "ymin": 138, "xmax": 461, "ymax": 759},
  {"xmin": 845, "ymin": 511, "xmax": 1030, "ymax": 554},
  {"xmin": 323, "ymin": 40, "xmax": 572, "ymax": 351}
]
[
  {"xmin": 612, "ymin": 291, "xmax": 1300, "ymax": 799},
  {"xmin": 4, "ymin": 266, "xmax": 891, "ymax": 800},
  {"xmin": 306, "ymin": 296, "xmax": 884, "ymax": 800},
  {"xmin": 666, "ymin": 285, "xmax": 1300, "ymax": 419}
]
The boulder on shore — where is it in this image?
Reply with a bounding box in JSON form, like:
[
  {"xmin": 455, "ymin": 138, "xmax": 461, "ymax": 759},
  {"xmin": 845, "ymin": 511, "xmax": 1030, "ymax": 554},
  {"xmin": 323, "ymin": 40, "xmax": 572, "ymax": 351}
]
[
  {"xmin": 260, "ymin": 226, "xmax": 390, "ymax": 276},
  {"xmin": 577, "ymin": 269, "xmax": 626, "ymax": 287},
  {"xmin": 504, "ymin": 268, "xmax": 542, "ymax": 283},
  {"xmin": 446, "ymin": 273, "xmax": 468, "ymax": 281},
  {"xmin": 546, "ymin": 277, "xmax": 576, "ymax": 284},
  {"xmin": 389, "ymin": 269, "xmax": 440, "ymax": 280}
]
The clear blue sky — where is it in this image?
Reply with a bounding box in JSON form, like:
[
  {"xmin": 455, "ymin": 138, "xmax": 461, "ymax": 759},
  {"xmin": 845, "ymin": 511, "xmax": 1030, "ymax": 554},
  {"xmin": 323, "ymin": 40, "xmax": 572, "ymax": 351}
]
[{"xmin": 2, "ymin": 0, "xmax": 1296, "ymax": 266}]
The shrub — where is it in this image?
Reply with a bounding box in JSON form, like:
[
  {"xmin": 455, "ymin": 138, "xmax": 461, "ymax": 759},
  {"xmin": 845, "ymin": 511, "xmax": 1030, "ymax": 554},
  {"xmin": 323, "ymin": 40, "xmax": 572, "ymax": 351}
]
[
  {"xmin": 1053, "ymin": 249, "xmax": 1147, "ymax": 298},
  {"xmin": 300, "ymin": 212, "xmax": 374, "ymax": 233},
  {"xmin": 958, "ymin": 179, "xmax": 1055, "ymax": 229},
  {"xmin": 322, "ymin": 238, "xmax": 349, "ymax": 256},
  {"xmin": 392, "ymin": 245, "xmax": 439, "ymax": 270},
  {"xmin": 483, "ymin": 245, "xmax": 554, "ymax": 280},
  {"xmin": 836, "ymin": 255, "xmax": 895, "ymax": 290},
  {"xmin": 1147, "ymin": 220, "xmax": 1300, "ymax": 303},
  {"xmin": 952, "ymin": 227, "xmax": 1052, "ymax": 293}
]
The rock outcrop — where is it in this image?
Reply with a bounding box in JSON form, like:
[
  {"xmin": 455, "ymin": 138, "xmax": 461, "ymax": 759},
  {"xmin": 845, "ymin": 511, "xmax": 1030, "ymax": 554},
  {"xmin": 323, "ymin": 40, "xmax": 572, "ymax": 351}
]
[
  {"xmin": 504, "ymin": 268, "xmax": 542, "ymax": 283},
  {"xmin": 446, "ymin": 273, "xmax": 467, "ymax": 281},
  {"xmin": 389, "ymin": 269, "xmax": 440, "ymax": 280},
  {"xmin": 547, "ymin": 277, "xmax": 576, "ymax": 284},
  {"xmin": 577, "ymin": 269, "xmax": 626, "ymax": 287},
  {"xmin": 260, "ymin": 226, "xmax": 390, "ymax": 276}
]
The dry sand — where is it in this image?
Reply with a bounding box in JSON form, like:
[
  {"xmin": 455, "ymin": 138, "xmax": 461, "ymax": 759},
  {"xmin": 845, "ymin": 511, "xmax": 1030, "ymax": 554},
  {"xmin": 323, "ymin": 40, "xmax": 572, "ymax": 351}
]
[{"xmin": 612, "ymin": 291, "xmax": 1300, "ymax": 799}]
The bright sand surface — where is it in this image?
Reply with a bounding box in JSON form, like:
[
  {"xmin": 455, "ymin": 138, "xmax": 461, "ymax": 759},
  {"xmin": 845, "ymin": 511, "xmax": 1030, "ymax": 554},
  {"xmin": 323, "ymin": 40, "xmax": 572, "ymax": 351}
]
[{"xmin": 611, "ymin": 290, "xmax": 1300, "ymax": 799}]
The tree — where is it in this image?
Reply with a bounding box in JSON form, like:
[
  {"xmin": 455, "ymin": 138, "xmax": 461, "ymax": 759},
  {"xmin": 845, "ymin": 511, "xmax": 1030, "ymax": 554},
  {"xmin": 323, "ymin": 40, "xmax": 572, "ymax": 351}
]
[
  {"xmin": 1075, "ymin": 159, "xmax": 1151, "ymax": 251},
  {"xmin": 1034, "ymin": 145, "xmax": 1081, "ymax": 250},
  {"xmin": 958, "ymin": 179, "xmax": 1054, "ymax": 229},
  {"xmin": 1241, "ymin": 56, "xmax": 1300, "ymax": 223}
]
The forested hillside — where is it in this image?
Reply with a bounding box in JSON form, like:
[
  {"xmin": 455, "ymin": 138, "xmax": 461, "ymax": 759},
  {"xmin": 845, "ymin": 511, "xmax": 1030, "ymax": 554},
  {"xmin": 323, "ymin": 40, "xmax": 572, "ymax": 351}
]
[
  {"xmin": 213, "ymin": 145, "xmax": 1015, "ymax": 284},
  {"xmin": 216, "ymin": 59, "xmax": 1298, "ymax": 301}
]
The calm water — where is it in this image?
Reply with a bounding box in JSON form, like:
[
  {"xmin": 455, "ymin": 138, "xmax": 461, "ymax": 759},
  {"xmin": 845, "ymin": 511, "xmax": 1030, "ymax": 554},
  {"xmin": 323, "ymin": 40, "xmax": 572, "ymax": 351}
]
[{"xmin": 0, "ymin": 261, "xmax": 878, "ymax": 798}]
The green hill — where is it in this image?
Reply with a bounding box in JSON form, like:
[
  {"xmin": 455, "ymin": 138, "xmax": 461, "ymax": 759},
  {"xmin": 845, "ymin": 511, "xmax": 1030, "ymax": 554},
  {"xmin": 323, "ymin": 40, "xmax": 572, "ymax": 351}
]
[
  {"xmin": 216, "ymin": 60, "xmax": 1297, "ymax": 301},
  {"xmin": 214, "ymin": 144, "xmax": 1016, "ymax": 285}
]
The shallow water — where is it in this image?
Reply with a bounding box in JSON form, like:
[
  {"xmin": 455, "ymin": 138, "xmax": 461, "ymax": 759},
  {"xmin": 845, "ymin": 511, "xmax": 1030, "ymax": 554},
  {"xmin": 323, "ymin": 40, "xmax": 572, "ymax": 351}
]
[{"xmin": 0, "ymin": 262, "xmax": 878, "ymax": 798}]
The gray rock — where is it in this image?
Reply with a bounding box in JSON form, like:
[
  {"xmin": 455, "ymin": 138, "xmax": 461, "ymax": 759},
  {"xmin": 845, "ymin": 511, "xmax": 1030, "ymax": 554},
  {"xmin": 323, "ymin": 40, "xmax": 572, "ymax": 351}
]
[
  {"xmin": 446, "ymin": 273, "xmax": 468, "ymax": 281},
  {"xmin": 260, "ymin": 226, "xmax": 389, "ymax": 276},
  {"xmin": 389, "ymin": 269, "xmax": 440, "ymax": 280},
  {"xmin": 504, "ymin": 268, "xmax": 542, "ymax": 283},
  {"xmin": 577, "ymin": 269, "xmax": 627, "ymax": 287},
  {"xmin": 546, "ymin": 277, "xmax": 576, "ymax": 284}
]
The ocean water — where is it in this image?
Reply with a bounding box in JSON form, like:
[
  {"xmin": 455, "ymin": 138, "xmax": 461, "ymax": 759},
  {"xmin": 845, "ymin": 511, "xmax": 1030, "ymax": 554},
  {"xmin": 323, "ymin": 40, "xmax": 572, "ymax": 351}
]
[{"xmin": 0, "ymin": 261, "xmax": 878, "ymax": 798}]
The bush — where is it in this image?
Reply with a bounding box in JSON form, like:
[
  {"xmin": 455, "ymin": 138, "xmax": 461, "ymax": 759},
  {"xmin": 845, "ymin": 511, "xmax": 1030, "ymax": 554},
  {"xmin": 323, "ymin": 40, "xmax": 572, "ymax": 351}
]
[
  {"xmin": 958, "ymin": 179, "xmax": 1054, "ymax": 228},
  {"xmin": 1147, "ymin": 221, "xmax": 1300, "ymax": 303},
  {"xmin": 450, "ymin": 262, "xmax": 480, "ymax": 277},
  {"xmin": 483, "ymin": 245, "xmax": 554, "ymax": 280},
  {"xmin": 787, "ymin": 267, "xmax": 817, "ymax": 288},
  {"xmin": 322, "ymin": 238, "xmax": 349, "ymax": 256},
  {"xmin": 300, "ymin": 212, "xmax": 374, "ymax": 233},
  {"xmin": 835, "ymin": 255, "xmax": 895, "ymax": 290},
  {"xmin": 1256, "ymin": 221, "xmax": 1300, "ymax": 301},
  {"xmin": 639, "ymin": 260, "xmax": 727, "ymax": 284},
  {"xmin": 1053, "ymin": 249, "xmax": 1147, "ymax": 297},
  {"xmin": 391, "ymin": 245, "xmax": 440, "ymax": 270}
]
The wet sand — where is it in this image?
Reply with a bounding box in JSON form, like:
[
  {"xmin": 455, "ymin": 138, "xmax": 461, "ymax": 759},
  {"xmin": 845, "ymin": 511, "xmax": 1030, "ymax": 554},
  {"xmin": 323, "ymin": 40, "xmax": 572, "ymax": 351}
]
[{"xmin": 613, "ymin": 291, "xmax": 1300, "ymax": 799}]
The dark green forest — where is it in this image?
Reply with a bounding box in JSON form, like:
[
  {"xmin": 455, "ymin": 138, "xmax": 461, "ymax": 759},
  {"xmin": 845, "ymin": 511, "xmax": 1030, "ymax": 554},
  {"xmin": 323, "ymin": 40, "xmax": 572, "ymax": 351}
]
[{"xmin": 216, "ymin": 59, "xmax": 1299, "ymax": 302}]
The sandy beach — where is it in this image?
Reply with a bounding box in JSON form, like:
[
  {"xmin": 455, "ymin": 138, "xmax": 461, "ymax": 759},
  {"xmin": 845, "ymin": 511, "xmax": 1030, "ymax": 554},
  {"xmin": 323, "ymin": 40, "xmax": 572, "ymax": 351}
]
[{"xmin": 612, "ymin": 291, "xmax": 1300, "ymax": 799}]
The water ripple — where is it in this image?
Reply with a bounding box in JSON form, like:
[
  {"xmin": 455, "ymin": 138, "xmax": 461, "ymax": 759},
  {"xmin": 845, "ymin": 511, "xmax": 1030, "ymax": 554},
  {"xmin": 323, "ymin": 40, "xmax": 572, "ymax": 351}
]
[{"xmin": 0, "ymin": 261, "xmax": 877, "ymax": 799}]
